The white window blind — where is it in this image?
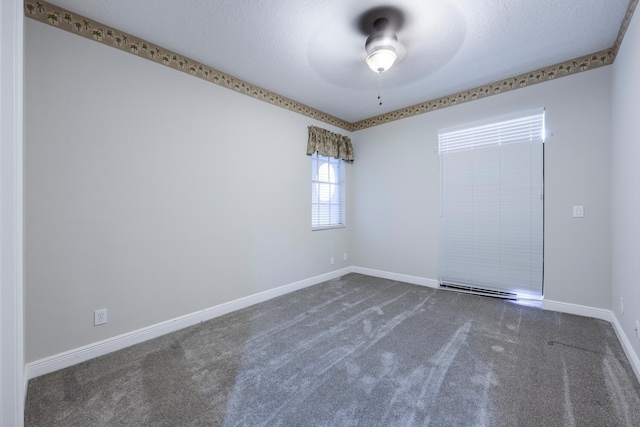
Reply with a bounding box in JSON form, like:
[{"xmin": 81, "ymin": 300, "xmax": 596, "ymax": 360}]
[
  {"xmin": 438, "ymin": 109, "xmax": 545, "ymax": 297},
  {"xmin": 312, "ymin": 152, "xmax": 345, "ymax": 229}
]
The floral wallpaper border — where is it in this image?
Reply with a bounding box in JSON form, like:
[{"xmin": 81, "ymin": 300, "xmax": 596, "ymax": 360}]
[
  {"xmin": 25, "ymin": 0, "xmax": 638, "ymax": 133},
  {"xmin": 614, "ymin": 0, "xmax": 639, "ymax": 53},
  {"xmin": 354, "ymin": 0, "xmax": 638, "ymax": 131},
  {"xmin": 24, "ymin": 1, "xmax": 352, "ymax": 131},
  {"xmin": 351, "ymin": 49, "xmax": 615, "ymax": 130}
]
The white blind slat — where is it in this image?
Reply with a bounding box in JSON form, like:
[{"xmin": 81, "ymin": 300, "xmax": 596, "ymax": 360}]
[{"xmin": 439, "ymin": 114, "xmax": 545, "ymax": 153}]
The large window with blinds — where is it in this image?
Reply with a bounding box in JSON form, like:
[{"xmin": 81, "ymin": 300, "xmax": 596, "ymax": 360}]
[
  {"xmin": 311, "ymin": 152, "xmax": 345, "ymax": 229},
  {"xmin": 438, "ymin": 109, "xmax": 545, "ymax": 298}
]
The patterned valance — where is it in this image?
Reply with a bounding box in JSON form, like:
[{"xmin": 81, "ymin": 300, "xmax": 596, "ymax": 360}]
[{"xmin": 306, "ymin": 126, "xmax": 354, "ymax": 162}]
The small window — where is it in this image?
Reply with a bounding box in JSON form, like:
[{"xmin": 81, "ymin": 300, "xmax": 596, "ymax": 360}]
[{"xmin": 311, "ymin": 152, "xmax": 345, "ymax": 229}]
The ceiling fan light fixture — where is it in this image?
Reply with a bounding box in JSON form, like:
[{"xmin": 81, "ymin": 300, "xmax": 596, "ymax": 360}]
[
  {"xmin": 365, "ymin": 32, "xmax": 398, "ymax": 73},
  {"xmin": 366, "ymin": 48, "xmax": 397, "ymax": 73}
]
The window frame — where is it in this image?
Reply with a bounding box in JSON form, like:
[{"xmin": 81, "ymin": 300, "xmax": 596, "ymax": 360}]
[{"xmin": 311, "ymin": 152, "xmax": 346, "ymax": 231}]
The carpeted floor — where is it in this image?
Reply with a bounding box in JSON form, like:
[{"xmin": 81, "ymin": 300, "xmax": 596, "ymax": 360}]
[{"xmin": 25, "ymin": 273, "xmax": 640, "ymax": 426}]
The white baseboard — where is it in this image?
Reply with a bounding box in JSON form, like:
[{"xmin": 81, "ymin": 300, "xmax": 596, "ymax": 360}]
[
  {"xmin": 542, "ymin": 299, "xmax": 612, "ymax": 322},
  {"xmin": 542, "ymin": 299, "xmax": 640, "ymax": 383},
  {"xmin": 26, "ymin": 267, "xmax": 352, "ymax": 380},
  {"xmin": 610, "ymin": 313, "xmax": 640, "ymax": 383},
  {"xmin": 26, "ymin": 267, "xmax": 640, "ymax": 388},
  {"xmin": 351, "ymin": 266, "xmax": 439, "ymax": 289}
]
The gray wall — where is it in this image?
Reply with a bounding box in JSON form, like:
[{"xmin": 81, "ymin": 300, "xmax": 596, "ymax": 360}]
[
  {"xmin": 351, "ymin": 67, "xmax": 612, "ymax": 309},
  {"xmin": 25, "ymin": 20, "xmax": 351, "ymax": 362},
  {"xmin": 26, "ymin": 15, "xmax": 619, "ymax": 363},
  {"xmin": 612, "ymin": 9, "xmax": 640, "ymax": 359}
]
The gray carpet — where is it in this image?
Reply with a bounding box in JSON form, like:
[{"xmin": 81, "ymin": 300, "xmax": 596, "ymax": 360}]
[{"xmin": 25, "ymin": 273, "xmax": 640, "ymax": 426}]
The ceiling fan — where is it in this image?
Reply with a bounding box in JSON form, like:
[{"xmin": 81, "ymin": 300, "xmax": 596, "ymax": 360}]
[{"xmin": 359, "ymin": 7, "xmax": 405, "ymax": 73}]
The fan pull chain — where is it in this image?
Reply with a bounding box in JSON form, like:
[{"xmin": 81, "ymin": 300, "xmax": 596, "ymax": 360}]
[{"xmin": 377, "ymin": 72, "xmax": 383, "ymax": 106}]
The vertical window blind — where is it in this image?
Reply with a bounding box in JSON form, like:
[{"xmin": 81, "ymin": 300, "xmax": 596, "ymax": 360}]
[{"xmin": 438, "ymin": 109, "xmax": 545, "ymax": 297}]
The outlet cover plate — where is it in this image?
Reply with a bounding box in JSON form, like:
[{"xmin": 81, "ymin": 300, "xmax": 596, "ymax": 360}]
[
  {"xmin": 573, "ymin": 205, "xmax": 584, "ymax": 218},
  {"xmin": 94, "ymin": 308, "xmax": 107, "ymax": 326}
]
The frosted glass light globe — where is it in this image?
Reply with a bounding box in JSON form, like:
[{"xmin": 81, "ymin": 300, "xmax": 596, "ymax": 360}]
[
  {"xmin": 365, "ymin": 48, "xmax": 397, "ymax": 73},
  {"xmin": 365, "ymin": 32, "xmax": 399, "ymax": 73}
]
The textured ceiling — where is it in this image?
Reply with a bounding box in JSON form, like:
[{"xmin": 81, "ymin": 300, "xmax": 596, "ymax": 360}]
[{"xmin": 42, "ymin": 0, "xmax": 631, "ymax": 123}]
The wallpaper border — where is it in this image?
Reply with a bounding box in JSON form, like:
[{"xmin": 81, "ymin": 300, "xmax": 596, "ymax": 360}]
[
  {"xmin": 614, "ymin": 0, "xmax": 639, "ymax": 54},
  {"xmin": 350, "ymin": 49, "xmax": 615, "ymax": 130},
  {"xmin": 25, "ymin": 0, "xmax": 638, "ymax": 132},
  {"xmin": 24, "ymin": 1, "xmax": 352, "ymax": 131}
]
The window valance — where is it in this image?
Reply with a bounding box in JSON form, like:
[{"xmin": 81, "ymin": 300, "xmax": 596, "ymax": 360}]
[{"xmin": 306, "ymin": 126, "xmax": 354, "ymax": 162}]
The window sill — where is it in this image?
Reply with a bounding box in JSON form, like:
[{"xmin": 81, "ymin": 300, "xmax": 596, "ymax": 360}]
[{"xmin": 312, "ymin": 225, "xmax": 346, "ymax": 231}]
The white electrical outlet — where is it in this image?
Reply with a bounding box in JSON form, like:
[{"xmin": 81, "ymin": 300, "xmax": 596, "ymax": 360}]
[
  {"xmin": 330, "ymin": 257, "xmax": 335, "ymax": 265},
  {"xmin": 573, "ymin": 205, "xmax": 584, "ymax": 218},
  {"xmin": 343, "ymin": 252, "xmax": 347, "ymax": 261},
  {"xmin": 94, "ymin": 308, "xmax": 107, "ymax": 326},
  {"xmin": 620, "ymin": 297, "xmax": 624, "ymax": 314}
]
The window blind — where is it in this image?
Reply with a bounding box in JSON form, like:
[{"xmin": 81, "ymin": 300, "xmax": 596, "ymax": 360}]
[
  {"xmin": 312, "ymin": 153, "xmax": 345, "ymax": 229},
  {"xmin": 438, "ymin": 109, "xmax": 545, "ymax": 297}
]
